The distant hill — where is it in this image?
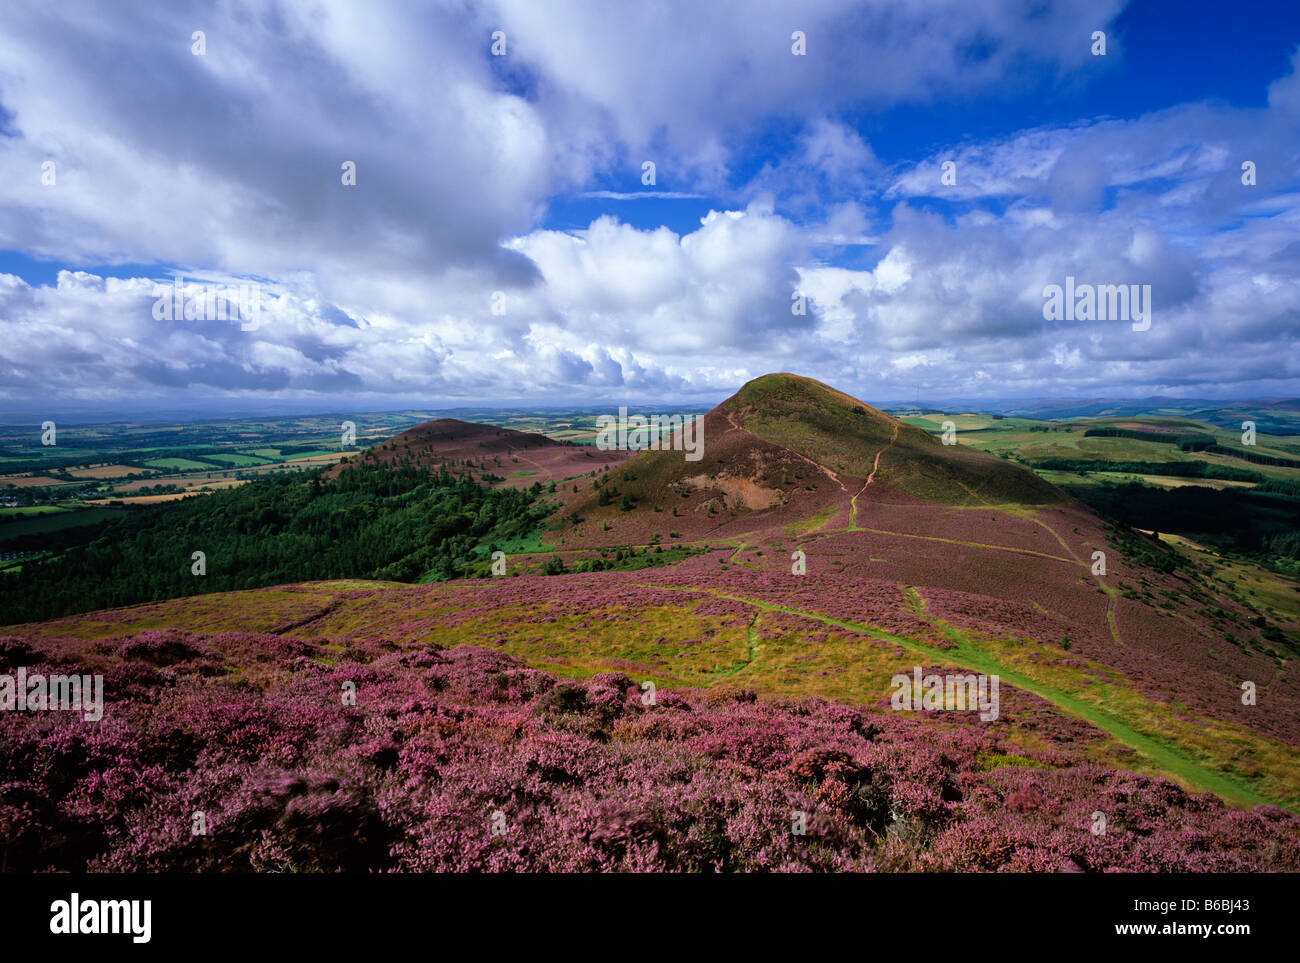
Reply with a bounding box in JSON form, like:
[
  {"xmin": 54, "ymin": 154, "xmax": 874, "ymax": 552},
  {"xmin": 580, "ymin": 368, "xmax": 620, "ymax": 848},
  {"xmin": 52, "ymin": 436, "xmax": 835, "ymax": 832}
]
[
  {"xmin": 328, "ymin": 417, "xmax": 629, "ymax": 487},
  {"xmin": 987, "ymin": 398, "xmax": 1300, "ymax": 434}
]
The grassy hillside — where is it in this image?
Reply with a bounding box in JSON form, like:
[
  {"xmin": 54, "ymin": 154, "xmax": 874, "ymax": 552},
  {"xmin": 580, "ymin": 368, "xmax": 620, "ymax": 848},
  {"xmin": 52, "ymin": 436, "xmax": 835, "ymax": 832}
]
[{"xmin": 727, "ymin": 374, "xmax": 1064, "ymax": 506}]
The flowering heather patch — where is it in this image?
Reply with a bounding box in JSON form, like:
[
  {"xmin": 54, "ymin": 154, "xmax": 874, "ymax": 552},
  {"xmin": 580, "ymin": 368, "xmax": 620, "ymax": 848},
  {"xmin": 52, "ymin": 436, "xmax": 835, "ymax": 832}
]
[
  {"xmin": 650, "ymin": 566, "xmax": 937, "ymax": 639},
  {"xmin": 1, "ymin": 628, "xmax": 1296, "ymax": 873},
  {"xmin": 644, "ymin": 525, "xmax": 1300, "ymax": 748}
]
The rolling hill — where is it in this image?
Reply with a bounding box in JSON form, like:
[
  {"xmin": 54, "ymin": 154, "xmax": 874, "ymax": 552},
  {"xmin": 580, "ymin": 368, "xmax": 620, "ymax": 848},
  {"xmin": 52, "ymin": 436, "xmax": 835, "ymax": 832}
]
[
  {"xmin": 328, "ymin": 417, "xmax": 630, "ymax": 488},
  {"xmin": 560, "ymin": 373, "xmax": 1063, "ymax": 531},
  {"xmin": 3, "ymin": 373, "xmax": 1299, "ymax": 872}
]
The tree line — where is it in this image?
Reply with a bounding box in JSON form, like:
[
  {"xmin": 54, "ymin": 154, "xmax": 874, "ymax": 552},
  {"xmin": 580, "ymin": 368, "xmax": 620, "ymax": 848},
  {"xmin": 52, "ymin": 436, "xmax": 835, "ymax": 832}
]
[{"xmin": 0, "ymin": 462, "xmax": 553, "ymax": 624}]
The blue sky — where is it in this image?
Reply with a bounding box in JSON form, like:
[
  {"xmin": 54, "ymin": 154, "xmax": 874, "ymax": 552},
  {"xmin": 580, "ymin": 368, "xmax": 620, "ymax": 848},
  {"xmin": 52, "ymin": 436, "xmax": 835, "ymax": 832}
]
[
  {"xmin": 0, "ymin": 0, "xmax": 1298, "ymax": 415},
  {"xmin": 541, "ymin": 0, "xmax": 1297, "ymax": 236}
]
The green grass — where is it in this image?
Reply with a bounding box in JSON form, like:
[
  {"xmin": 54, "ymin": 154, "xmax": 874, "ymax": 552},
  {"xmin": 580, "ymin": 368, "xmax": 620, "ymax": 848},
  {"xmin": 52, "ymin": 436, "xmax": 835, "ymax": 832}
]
[
  {"xmin": 143, "ymin": 457, "xmax": 216, "ymax": 471},
  {"xmin": 0, "ymin": 505, "xmax": 70, "ymax": 517},
  {"xmin": 201, "ymin": 453, "xmax": 272, "ymax": 467},
  {"xmin": 900, "ymin": 416, "xmax": 944, "ymax": 431},
  {"xmin": 478, "ymin": 528, "xmax": 557, "ymax": 559},
  {"xmin": 977, "ymin": 752, "xmax": 1045, "ymax": 771},
  {"xmin": 641, "ymin": 583, "xmax": 1295, "ymax": 810},
  {"xmin": 904, "ymin": 609, "xmax": 1288, "ymax": 810},
  {"xmin": 784, "ymin": 503, "xmax": 836, "ymax": 536}
]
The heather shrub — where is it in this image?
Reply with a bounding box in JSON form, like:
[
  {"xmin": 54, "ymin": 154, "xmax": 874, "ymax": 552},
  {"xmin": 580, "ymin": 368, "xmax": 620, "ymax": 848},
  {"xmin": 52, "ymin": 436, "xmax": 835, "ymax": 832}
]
[
  {"xmin": 0, "ymin": 636, "xmax": 39, "ymax": 670},
  {"xmin": 1, "ymin": 630, "xmax": 1297, "ymax": 873},
  {"xmin": 109, "ymin": 630, "xmax": 211, "ymax": 667}
]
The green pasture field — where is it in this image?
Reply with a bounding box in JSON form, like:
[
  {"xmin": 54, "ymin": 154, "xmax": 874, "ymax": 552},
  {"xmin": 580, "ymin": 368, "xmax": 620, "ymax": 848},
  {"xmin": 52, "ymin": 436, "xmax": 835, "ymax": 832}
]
[
  {"xmin": 143, "ymin": 457, "xmax": 218, "ymax": 470},
  {"xmin": 1036, "ymin": 469, "xmax": 1256, "ymax": 490},
  {"xmin": 201, "ymin": 453, "xmax": 271, "ymax": 466},
  {"xmin": 0, "ymin": 506, "xmax": 125, "ymax": 541},
  {"xmin": 0, "ymin": 504, "xmax": 71, "ymax": 517}
]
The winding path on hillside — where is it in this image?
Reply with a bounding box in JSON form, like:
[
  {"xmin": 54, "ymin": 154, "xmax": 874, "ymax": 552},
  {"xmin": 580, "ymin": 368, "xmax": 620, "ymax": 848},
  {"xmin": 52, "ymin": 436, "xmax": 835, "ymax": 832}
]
[
  {"xmin": 1028, "ymin": 511, "xmax": 1125, "ymax": 649},
  {"xmin": 848, "ymin": 423, "xmax": 899, "ymax": 530},
  {"xmin": 845, "ymin": 439, "xmax": 1126, "ymax": 650},
  {"xmin": 640, "ymin": 581, "xmax": 1280, "ymax": 810},
  {"xmin": 914, "ymin": 454, "xmax": 1126, "ymax": 650},
  {"xmin": 805, "ymin": 524, "xmax": 1076, "ymax": 563}
]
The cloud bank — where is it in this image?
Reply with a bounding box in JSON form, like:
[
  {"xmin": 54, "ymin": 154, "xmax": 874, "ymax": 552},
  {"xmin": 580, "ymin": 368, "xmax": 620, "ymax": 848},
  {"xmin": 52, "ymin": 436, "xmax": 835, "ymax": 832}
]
[{"xmin": 0, "ymin": 0, "xmax": 1296, "ymax": 411}]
